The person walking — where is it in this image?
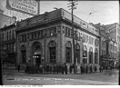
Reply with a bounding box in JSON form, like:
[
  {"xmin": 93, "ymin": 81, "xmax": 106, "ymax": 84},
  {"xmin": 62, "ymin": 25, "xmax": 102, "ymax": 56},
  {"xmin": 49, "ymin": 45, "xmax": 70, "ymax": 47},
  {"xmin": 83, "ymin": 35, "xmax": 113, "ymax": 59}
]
[
  {"xmin": 86, "ymin": 65, "xmax": 88, "ymax": 74},
  {"xmin": 64, "ymin": 63, "xmax": 67, "ymax": 74},
  {"xmin": 17, "ymin": 64, "xmax": 20, "ymax": 72}
]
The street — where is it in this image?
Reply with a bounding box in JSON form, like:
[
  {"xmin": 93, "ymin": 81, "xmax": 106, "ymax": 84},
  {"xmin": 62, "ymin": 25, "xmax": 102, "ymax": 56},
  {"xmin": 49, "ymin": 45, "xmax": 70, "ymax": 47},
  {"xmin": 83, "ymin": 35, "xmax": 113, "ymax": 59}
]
[{"xmin": 3, "ymin": 69, "xmax": 118, "ymax": 85}]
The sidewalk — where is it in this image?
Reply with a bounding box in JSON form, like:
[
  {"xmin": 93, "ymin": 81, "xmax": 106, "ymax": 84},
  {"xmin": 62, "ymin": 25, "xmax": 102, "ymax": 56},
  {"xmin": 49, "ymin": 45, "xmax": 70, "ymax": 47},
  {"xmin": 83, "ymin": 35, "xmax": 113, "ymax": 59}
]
[{"xmin": 3, "ymin": 69, "xmax": 118, "ymax": 83}]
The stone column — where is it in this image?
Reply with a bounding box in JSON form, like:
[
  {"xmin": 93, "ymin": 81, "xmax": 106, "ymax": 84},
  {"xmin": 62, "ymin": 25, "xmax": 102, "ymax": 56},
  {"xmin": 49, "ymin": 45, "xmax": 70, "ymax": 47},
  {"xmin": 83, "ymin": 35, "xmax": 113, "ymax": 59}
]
[{"xmin": 56, "ymin": 25, "xmax": 62, "ymax": 64}]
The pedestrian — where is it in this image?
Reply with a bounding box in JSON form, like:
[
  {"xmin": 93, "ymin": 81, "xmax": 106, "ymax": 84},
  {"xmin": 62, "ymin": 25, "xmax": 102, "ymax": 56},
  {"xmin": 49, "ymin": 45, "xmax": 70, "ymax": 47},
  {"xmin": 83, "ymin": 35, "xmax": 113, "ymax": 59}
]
[
  {"xmin": 90, "ymin": 65, "xmax": 92, "ymax": 73},
  {"xmin": 69, "ymin": 65, "xmax": 72, "ymax": 74},
  {"xmin": 64, "ymin": 63, "xmax": 67, "ymax": 74},
  {"xmin": 101, "ymin": 66, "xmax": 103, "ymax": 72},
  {"xmin": 17, "ymin": 64, "xmax": 20, "ymax": 72},
  {"xmin": 94, "ymin": 66, "xmax": 97, "ymax": 72},
  {"xmin": 86, "ymin": 65, "xmax": 88, "ymax": 74},
  {"xmin": 80, "ymin": 65, "xmax": 83, "ymax": 74}
]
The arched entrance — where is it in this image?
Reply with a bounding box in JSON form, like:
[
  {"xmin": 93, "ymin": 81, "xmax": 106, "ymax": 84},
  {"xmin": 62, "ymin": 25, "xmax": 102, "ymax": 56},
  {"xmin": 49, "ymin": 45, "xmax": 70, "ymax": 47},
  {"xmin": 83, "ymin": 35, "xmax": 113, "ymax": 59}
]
[
  {"xmin": 75, "ymin": 43, "xmax": 80, "ymax": 64},
  {"xmin": 89, "ymin": 47, "xmax": 93, "ymax": 64},
  {"xmin": 21, "ymin": 45, "xmax": 26, "ymax": 64},
  {"xmin": 65, "ymin": 41, "xmax": 72, "ymax": 63},
  {"xmin": 32, "ymin": 42, "xmax": 42, "ymax": 66},
  {"xmin": 48, "ymin": 41, "xmax": 56, "ymax": 64}
]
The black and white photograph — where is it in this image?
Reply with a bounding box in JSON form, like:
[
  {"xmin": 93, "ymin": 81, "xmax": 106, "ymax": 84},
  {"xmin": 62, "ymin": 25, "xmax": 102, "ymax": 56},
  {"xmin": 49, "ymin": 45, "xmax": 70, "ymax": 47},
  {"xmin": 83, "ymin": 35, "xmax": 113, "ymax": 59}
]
[{"xmin": 0, "ymin": 0, "xmax": 119, "ymax": 85}]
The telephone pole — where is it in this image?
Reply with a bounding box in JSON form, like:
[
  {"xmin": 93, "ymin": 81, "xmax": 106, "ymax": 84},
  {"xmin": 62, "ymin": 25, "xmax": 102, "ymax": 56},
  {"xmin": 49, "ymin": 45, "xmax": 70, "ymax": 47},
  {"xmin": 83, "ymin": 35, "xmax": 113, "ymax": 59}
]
[{"xmin": 68, "ymin": 0, "xmax": 78, "ymax": 73}]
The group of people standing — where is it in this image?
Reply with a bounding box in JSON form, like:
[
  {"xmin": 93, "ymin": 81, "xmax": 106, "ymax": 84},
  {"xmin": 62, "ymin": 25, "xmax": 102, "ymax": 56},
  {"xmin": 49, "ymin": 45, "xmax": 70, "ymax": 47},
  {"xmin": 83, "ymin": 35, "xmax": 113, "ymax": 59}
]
[
  {"xmin": 69, "ymin": 64, "xmax": 98, "ymax": 74},
  {"xmin": 23, "ymin": 62, "xmax": 100, "ymax": 74},
  {"xmin": 25, "ymin": 63, "xmax": 68, "ymax": 74}
]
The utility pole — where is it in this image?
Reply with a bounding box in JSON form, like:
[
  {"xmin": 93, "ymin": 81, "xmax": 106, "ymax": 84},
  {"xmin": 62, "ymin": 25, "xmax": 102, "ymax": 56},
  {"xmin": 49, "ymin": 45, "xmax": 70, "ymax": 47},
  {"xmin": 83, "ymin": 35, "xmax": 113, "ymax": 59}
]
[
  {"xmin": 35, "ymin": 0, "xmax": 40, "ymax": 15},
  {"xmin": 68, "ymin": 0, "xmax": 78, "ymax": 73}
]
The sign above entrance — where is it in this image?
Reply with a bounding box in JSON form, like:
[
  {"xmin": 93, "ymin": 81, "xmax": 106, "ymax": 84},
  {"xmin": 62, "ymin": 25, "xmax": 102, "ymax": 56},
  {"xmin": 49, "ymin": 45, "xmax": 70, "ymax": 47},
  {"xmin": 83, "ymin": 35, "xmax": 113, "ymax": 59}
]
[
  {"xmin": 6, "ymin": 0, "xmax": 38, "ymax": 15},
  {"xmin": 34, "ymin": 51, "xmax": 41, "ymax": 55}
]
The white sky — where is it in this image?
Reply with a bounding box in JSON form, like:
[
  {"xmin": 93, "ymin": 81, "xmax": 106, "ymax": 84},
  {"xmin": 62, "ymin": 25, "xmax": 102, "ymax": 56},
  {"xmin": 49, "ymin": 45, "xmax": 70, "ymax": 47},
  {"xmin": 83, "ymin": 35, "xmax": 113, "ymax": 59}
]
[{"xmin": 0, "ymin": 0, "xmax": 119, "ymax": 25}]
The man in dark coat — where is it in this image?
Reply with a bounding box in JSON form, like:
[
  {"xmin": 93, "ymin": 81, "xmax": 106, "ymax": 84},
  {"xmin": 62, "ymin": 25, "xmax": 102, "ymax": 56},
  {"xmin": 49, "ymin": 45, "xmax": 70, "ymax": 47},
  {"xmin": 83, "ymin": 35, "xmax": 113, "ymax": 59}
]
[
  {"xmin": 86, "ymin": 65, "xmax": 88, "ymax": 73},
  {"xmin": 64, "ymin": 63, "xmax": 67, "ymax": 74},
  {"xmin": 80, "ymin": 65, "xmax": 83, "ymax": 74},
  {"xmin": 17, "ymin": 64, "xmax": 20, "ymax": 72},
  {"xmin": 90, "ymin": 65, "xmax": 92, "ymax": 73}
]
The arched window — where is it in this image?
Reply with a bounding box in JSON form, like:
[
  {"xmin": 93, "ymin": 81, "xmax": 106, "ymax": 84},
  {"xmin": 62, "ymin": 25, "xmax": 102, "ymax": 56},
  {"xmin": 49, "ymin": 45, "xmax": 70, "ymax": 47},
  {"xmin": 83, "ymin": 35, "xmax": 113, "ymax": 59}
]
[
  {"xmin": 89, "ymin": 47, "xmax": 93, "ymax": 64},
  {"xmin": 65, "ymin": 41, "xmax": 72, "ymax": 63},
  {"xmin": 95, "ymin": 48, "xmax": 98, "ymax": 64},
  {"xmin": 83, "ymin": 45, "xmax": 87, "ymax": 57},
  {"xmin": 75, "ymin": 43, "xmax": 80, "ymax": 63},
  {"xmin": 82, "ymin": 45, "xmax": 87, "ymax": 64},
  {"xmin": 48, "ymin": 41, "xmax": 56, "ymax": 64},
  {"xmin": 32, "ymin": 42, "xmax": 42, "ymax": 55}
]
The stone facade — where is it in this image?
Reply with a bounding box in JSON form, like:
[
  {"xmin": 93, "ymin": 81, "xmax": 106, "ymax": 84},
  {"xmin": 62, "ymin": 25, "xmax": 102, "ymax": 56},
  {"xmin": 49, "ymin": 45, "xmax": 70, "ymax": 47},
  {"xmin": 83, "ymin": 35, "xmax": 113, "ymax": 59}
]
[
  {"xmin": 0, "ymin": 24, "xmax": 16, "ymax": 63},
  {"xmin": 16, "ymin": 8, "xmax": 100, "ymax": 73}
]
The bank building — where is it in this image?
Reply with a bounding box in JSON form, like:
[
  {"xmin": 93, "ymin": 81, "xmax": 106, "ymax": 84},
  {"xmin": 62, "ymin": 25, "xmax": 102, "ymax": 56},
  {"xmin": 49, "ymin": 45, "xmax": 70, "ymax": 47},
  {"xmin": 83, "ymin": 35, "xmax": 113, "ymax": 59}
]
[{"xmin": 16, "ymin": 8, "xmax": 100, "ymax": 73}]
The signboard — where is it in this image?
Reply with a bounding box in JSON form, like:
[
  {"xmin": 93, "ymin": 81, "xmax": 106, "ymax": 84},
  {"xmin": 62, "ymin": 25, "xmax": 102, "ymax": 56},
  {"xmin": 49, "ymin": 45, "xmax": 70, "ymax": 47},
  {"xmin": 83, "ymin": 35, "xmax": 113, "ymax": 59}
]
[{"xmin": 6, "ymin": 0, "xmax": 38, "ymax": 15}]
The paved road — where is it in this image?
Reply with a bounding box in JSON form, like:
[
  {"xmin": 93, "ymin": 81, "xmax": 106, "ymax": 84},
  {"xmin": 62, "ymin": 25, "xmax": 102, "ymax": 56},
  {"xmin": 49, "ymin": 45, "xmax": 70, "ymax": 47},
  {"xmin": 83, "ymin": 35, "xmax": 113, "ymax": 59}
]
[
  {"xmin": 3, "ymin": 69, "xmax": 119, "ymax": 85},
  {"xmin": 3, "ymin": 76, "xmax": 118, "ymax": 85}
]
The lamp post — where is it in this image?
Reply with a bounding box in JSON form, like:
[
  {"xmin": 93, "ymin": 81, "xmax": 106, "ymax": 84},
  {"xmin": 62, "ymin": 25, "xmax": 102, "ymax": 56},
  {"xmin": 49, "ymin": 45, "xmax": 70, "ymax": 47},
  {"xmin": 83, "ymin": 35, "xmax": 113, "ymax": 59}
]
[{"xmin": 68, "ymin": 0, "xmax": 78, "ymax": 73}]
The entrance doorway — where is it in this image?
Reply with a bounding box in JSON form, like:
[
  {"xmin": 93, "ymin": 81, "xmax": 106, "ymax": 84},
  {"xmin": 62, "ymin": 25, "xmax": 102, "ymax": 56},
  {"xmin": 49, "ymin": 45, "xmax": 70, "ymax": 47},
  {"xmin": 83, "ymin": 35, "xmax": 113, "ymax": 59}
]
[
  {"xmin": 32, "ymin": 42, "xmax": 42, "ymax": 66},
  {"xmin": 21, "ymin": 50, "xmax": 26, "ymax": 64},
  {"xmin": 33, "ymin": 54, "xmax": 41, "ymax": 67},
  {"xmin": 21, "ymin": 45, "xmax": 26, "ymax": 64}
]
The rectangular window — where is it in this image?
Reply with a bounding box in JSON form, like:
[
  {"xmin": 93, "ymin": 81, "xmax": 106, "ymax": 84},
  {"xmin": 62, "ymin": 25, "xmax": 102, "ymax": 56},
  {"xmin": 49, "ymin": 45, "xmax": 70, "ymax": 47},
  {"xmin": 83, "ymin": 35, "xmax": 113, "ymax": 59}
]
[
  {"xmin": 29, "ymin": 33, "xmax": 32, "ymax": 41},
  {"xmin": 38, "ymin": 31, "xmax": 41, "ymax": 39},
  {"xmin": 31, "ymin": 32, "xmax": 34, "ymax": 40},
  {"xmin": 46, "ymin": 29, "xmax": 50, "ymax": 37},
  {"xmin": 41, "ymin": 30, "xmax": 43, "ymax": 38},
  {"xmin": 7, "ymin": 31, "xmax": 8, "ymax": 40},
  {"xmin": 65, "ymin": 27, "xmax": 68, "ymax": 36},
  {"xmin": 68, "ymin": 28, "xmax": 70, "ymax": 37}
]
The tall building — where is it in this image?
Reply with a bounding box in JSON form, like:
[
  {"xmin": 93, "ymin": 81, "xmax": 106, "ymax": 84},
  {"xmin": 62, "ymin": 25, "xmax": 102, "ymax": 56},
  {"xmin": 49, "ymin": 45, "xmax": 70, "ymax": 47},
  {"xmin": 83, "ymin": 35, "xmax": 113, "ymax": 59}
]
[
  {"xmin": 0, "ymin": 9, "xmax": 16, "ymax": 29},
  {"xmin": 105, "ymin": 23, "xmax": 120, "ymax": 66},
  {"xmin": 16, "ymin": 8, "xmax": 100, "ymax": 73},
  {"xmin": 93, "ymin": 23, "xmax": 120, "ymax": 68},
  {"xmin": 0, "ymin": 24, "xmax": 16, "ymax": 64}
]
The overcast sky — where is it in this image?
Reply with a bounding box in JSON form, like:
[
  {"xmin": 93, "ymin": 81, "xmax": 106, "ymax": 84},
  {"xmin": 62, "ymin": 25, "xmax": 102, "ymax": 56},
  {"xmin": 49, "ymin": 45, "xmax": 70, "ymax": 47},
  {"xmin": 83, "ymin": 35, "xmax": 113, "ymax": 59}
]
[
  {"xmin": 0, "ymin": 0, "xmax": 119, "ymax": 25},
  {"xmin": 40, "ymin": 1, "xmax": 119, "ymax": 25}
]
